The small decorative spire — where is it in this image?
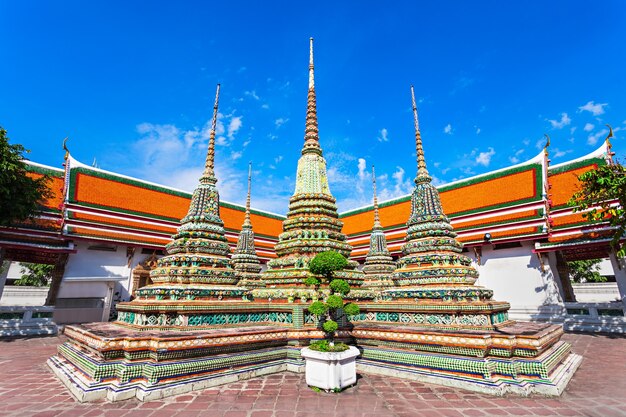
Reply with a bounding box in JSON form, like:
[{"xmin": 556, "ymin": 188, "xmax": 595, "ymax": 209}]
[
  {"xmin": 309, "ymin": 37, "xmax": 315, "ymax": 89},
  {"xmin": 372, "ymin": 165, "xmax": 381, "ymax": 229},
  {"xmin": 244, "ymin": 162, "xmax": 252, "ymax": 227},
  {"xmin": 544, "ymin": 134, "xmax": 551, "ymax": 151},
  {"xmin": 203, "ymin": 84, "xmax": 221, "ymax": 180},
  {"xmin": 302, "ymin": 38, "xmax": 321, "ymax": 155},
  {"xmin": 411, "ymin": 85, "xmax": 429, "ymax": 181}
]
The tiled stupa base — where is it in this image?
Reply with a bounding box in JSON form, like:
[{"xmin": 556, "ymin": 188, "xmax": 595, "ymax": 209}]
[
  {"xmin": 48, "ymin": 318, "xmax": 580, "ymax": 402},
  {"xmin": 357, "ymin": 345, "xmax": 582, "ymax": 396}
]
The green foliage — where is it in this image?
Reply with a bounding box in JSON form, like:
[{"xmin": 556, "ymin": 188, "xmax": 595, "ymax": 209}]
[
  {"xmin": 343, "ymin": 302, "xmax": 360, "ymax": 316},
  {"xmin": 304, "ymin": 276, "xmax": 320, "ymax": 287},
  {"xmin": 567, "ymin": 259, "xmax": 607, "ymax": 283},
  {"xmin": 569, "ymin": 162, "xmax": 626, "ymax": 257},
  {"xmin": 308, "ymin": 340, "xmax": 349, "ymax": 352},
  {"xmin": 329, "ymin": 279, "xmax": 350, "ymax": 295},
  {"xmin": 322, "ymin": 320, "xmax": 338, "ymax": 334},
  {"xmin": 307, "ymin": 251, "xmax": 359, "ymax": 343},
  {"xmin": 309, "ymin": 251, "xmax": 348, "ymax": 280},
  {"xmin": 14, "ymin": 263, "xmax": 53, "ymax": 287},
  {"xmin": 308, "ymin": 301, "xmax": 328, "ymax": 315},
  {"xmin": 0, "ymin": 127, "xmax": 52, "ymax": 227},
  {"xmin": 326, "ymin": 294, "xmax": 343, "ymax": 309}
]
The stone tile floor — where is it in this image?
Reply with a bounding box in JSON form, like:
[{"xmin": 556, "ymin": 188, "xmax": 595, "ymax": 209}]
[{"xmin": 0, "ymin": 332, "xmax": 625, "ymax": 417}]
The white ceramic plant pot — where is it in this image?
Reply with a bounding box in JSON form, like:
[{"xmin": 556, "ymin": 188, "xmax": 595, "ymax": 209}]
[{"xmin": 300, "ymin": 346, "xmax": 360, "ymax": 390}]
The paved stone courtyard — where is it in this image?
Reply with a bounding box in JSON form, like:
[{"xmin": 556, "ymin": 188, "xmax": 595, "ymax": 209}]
[{"xmin": 0, "ymin": 332, "xmax": 625, "ymax": 417}]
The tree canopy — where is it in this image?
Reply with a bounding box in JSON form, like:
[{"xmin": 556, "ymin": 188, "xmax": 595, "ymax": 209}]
[
  {"xmin": 15, "ymin": 262, "xmax": 54, "ymax": 287},
  {"xmin": 566, "ymin": 259, "xmax": 606, "ymax": 283},
  {"xmin": 568, "ymin": 161, "xmax": 626, "ymax": 257},
  {"xmin": 0, "ymin": 127, "xmax": 52, "ymax": 227}
]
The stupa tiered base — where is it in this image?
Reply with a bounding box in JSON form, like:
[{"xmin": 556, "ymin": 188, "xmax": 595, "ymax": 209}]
[{"xmin": 49, "ymin": 304, "xmax": 580, "ymax": 402}]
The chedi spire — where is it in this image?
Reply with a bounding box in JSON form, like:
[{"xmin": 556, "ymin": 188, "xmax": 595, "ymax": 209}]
[
  {"xmin": 362, "ymin": 165, "xmax": 396, "ymax": 288},
  {"xmin": 233, "ymin": 163, "xmax": 263, "ymax": 288},
  {"xmin": 411, "ymin": 85, "xmax": 430, "ymax": 183},
  {"xmin": 256, "ymin": 38, "xmax": 365, "ymax": 298},
  {"xmin": 123, "ymin": 84, "xmax": 245, "ymax": 311},
  {"xmin": 391, "ymin": 86, "xmax": 483, "ymax": 296}
]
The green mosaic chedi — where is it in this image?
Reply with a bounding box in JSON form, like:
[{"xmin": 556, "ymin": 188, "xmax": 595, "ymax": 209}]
[
  {"xmin": 388, "ymin": 86, "xmax": 496, "ymax": 303},
  {"xmin": 257, "ymin": 38, "xmax": 364, "ymax": 292},
  {"xmin": 126, "ymin": 84, "xmax": 244, "ymax": 303},
  {"xmin": 362, "ymin": 166, "xmax": 396, "ymax": 287},
  {"xmin": 232, "ymin": 163, "xmax": 264, "ymax": 288}
]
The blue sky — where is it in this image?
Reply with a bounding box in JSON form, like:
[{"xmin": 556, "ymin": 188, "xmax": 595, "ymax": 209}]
[{"xmin": 1, "ymin": 1, "xmax": 625, "ymax": 214}]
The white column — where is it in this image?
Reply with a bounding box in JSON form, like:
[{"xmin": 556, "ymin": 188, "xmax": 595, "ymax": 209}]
[
  {"xmin": 608, "ymin": 251, "xmax": 626, "ymax": 315},
  {"xmin": 101, "ymin": 282, "xmax": 115, "ymax": 322},
  {"xmin": 545, "ymin": 252, "xmax": 565, "ymax": 304}
]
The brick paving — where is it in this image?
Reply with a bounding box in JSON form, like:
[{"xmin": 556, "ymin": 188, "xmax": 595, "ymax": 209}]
[{"xmin": 0, "ymin": 332, "xmax": 624, "ymax": 417}]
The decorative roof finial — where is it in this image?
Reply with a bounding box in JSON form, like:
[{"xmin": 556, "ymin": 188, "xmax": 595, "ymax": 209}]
[
  {"xmin": 411, "ymin": 85, "xmax": 429, "ymax": 181},
  {"xmin": 62, "ymin": 137, "xmax": 70, "ymax": 161},
  {"xmin": 544, "ymin": 134, "xmax": 551, "ymax": 151},
  {"xmin": 605, "ymin": 124, "xmax": 615, "ymax": 163},
  {"xmin": 302, "ymin": 38, "xmax": 321, "ymax": 155},
  {"xmin": 203, "ymin": 83, "xmax": 221, "ymax": 180},
  {"xmin": 372, "ymin": 165, "xmax": 381, "ymax": 229},
  {"xmin": 244, "ymin": 162, "xmax": 252, "ymax": 227}
]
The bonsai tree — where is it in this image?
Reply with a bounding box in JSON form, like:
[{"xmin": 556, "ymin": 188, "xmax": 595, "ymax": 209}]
[{"xmin": 306, "ymin": 251, "xmax": 360, "ymax": 350}]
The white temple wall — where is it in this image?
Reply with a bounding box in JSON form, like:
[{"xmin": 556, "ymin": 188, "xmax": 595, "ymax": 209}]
[
  {"xmin": 56, "ymin": 241, "xmax": 140, "ymax": 324},
  {"xmin": 473, "ymin": 241, "xmax": 564, "ymax": 321}
]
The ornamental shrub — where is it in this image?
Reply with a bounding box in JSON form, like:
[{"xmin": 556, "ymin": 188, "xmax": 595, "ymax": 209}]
[
  {"xmin": 308, "ymin": 301, "xmax": 328, "ymax": 315},
  {"xmin": 309, "ymin": 251, "xmax": 348, "ymax": 279},
  {"xmin": 326, "ymin": 295, "xmax": 343, "ymax": 309},
  {"xmin": 343, "ymin": 302, "xmax": 360, "ymax": 316},
  {"xmin": 329, "ymin": 279, "xmax": 350, "ymax": 295},
  {"xmin": 322, "ymin": 320, "xmax": 338, "ymax": 333},
  {"xmin": 306, "ymin": 251, "xmax": 360, "ymax": 344}
]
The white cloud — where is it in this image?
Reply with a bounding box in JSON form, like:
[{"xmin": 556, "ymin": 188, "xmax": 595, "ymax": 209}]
[
  {"xmin": 578, "ymin": 101, "xmax": 608, "ymax": 116},
  {"xmin": 444, "ymin": 124, "xmax": 453, "ymax": 134},
  {"xmin": 274, "ymin": 155, "xmax": 283, "ymax": 164},
  {"xmin": 244, "ymin": 90, "xmax": 260, "ymax": 100},
  {"xmin": 475, "ymin": 127, "xmax": 481, "ymax": 135},
  {"xmin": 509, "ymin": 156, "xmax": 519, "ymax": 164},
  {"xmin": 433, "ymin": 162, "xmax": 441, "ymax": 168},
  {"xmin": 227, "ymin": 116, "xmax": 242, "ymax": 139},
  {"xmin": 275, "ymin": 118, "xmax": 289, "ymax": 128},
  {"xmin": 242, "ymin": 140, "xmax": 251, "ymax": 148},
  {"xmin": 230, "ymin": 151, "xmax": 242, "ymax": 160},
  {"xmin": 552, "ymin": 149, "xmax": 572, "ymax": 158},
  {"xmin": 357, "ymin": 158, "xmax": 367, "ymax": 181},
  {"xmin": 587, "ymin": 128, "xmax": 608, "ymax": 146},
  {"xmin": 548, "ymin": 113, "xmax": 571, "ymax": 129},
  {"xmin": 475, "ymin": 147, "xmax": 495, "ymax": 166},
  {"xmin": 377, "ymin": 128, "xmax": 389, "ymax": 142},
  {"xmin": 583, "ymin": 123, "xmax": 594, "ymax": 132},
  {"xmin": 570, "ymin": 127, "xmax": 577, "ymax": 134},
  {"xmin": 261, "ymin": 104, "xmax": 270, "ymax": 110}
]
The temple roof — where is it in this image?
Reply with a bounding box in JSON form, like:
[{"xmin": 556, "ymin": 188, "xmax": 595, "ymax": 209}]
[{"xmin": 2, "ymin": 139, "xmax": 613, "ymax": 261}]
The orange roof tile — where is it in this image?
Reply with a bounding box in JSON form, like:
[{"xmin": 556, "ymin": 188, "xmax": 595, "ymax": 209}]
[
  {"xmin": 73, "ymin": 173, "xmax": 189, "ymax": 220},
  {"xmin": 27, "ymin": 172, "xmax": 64, "ymax": 212},
  {"xmin": 440, "ymin": 169, "xmax": 537, "ymax": 216},
  {"xmin": 548, "ymin": 164, "xmax": 597, "ymax": 208}
]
